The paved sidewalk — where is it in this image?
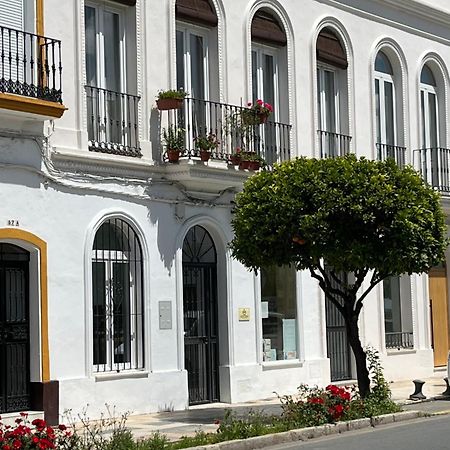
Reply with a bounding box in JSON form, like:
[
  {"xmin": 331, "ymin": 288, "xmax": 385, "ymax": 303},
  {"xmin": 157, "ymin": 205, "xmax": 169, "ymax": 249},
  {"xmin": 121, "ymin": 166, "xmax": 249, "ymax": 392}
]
[{"xmin": 122, "ymin": 374, "xmax": 450, "ymax": 441}]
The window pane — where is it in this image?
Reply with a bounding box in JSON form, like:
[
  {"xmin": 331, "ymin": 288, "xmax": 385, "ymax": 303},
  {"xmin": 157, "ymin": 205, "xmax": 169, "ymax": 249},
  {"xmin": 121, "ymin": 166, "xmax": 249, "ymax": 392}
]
[
  {"xmin": 176, "ymin": 30, "xmax": 185, "ymax": 91},
  {"xmin": 421, "ymin": 64, "xmax": 436, "ymax": 86},
  {"xmin": 375, "ymin": 51, "xmax": 393, "ymax": 75},
  {"xmin": 384, "ymin": 81, "xmax": 395, "ymax": 145},
  {"xmin": 113, "ymin": 262, "xmax": 131, "ymax": 365},
  {"xmin": 384, "ymin": 276, "xmax": 401, "ymax": 333},
  {"xmin": 324, "ymin": 70, "xmax": 336, "ymax": 133},
  {"xmin": 375, "ymin": 79, "xmax": 381, "ymax": 144},
  {"xmin": 103, "ymin": 11, "xmax": 121, "ymax": 93},
  {"xmin": 429, "ymin": 92, "xmax": 438, "ymax": 148},
  {"xmin": 420, "ymin": 90, "xmax": 426, "ymax": 148},
  {"xmin": 84, "ymin": 6, "xmax": 97, "ymax": 86},
  {"xmin": 190, "ymin": 34, "xmax": 205, "ymax": 100},
  {"xmin": 252, "ymin": 50, "xmax": 258, "ymax": 102},
  {"xmin": 93, "ymin": 262, "xmax": 106, "ymax": 366},
  {"xmin": 261, "ymin": 266, "xmax": 297, "ymax": 361},
  {"xmin": 263, "ymin": 54, "xmax": 275, "ymax": 112}
]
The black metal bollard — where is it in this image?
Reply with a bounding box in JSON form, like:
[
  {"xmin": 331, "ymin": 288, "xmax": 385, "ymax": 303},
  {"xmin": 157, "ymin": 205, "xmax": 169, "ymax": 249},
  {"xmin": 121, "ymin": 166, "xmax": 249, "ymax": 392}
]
[
  {"xmin": 409, "ymin": 379, "xmax": 426, "ymax": 400},
  {"xmin": 442, "ymin": 377, "xmax": 450, "ymax": 396}
]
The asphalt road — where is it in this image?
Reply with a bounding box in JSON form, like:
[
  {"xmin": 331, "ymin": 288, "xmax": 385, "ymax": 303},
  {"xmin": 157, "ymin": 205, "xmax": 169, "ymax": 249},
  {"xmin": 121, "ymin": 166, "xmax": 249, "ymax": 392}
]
[{"xmin": 268, "ymin": 415, "xmax": 450, "ymax": 450}]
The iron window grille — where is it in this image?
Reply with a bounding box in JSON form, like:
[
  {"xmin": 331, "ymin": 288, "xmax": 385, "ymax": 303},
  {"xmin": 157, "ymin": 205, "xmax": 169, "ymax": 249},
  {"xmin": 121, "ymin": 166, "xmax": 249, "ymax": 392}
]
[{"xmin": 92, "ymin": 218, "xmax": 144, "ymax": 373}]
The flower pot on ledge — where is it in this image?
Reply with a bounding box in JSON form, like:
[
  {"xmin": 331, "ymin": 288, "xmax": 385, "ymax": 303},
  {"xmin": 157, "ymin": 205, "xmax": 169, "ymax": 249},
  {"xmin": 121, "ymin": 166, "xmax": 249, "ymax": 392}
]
[
  {"xmin": 166, "ymin": 149, "xmax": 181, "ymax": 163},
  {"xmin": 230, "ymin": 155, "xmax": 241, "ymax": 165},
  {"xmin": 199, "ymin": 150, "xmax": 211, "ymax": 162},
  {"xmin": 157, "ymin": 98, "xmax": 183, "ymax": 111}
]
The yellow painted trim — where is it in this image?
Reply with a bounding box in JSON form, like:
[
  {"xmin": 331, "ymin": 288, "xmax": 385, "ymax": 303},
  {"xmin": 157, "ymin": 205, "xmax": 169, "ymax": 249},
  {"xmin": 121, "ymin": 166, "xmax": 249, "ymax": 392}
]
[
  {"xmin": 36, "ymin": 0, "xmax": 44, "ymax": 36},
  {"xmin": 0, "ymin": 93, "xmax": 66, "ymax": 118},
  {"xmin": 0, "ymin": 228, "xmax": 50, "ymax": 382}
]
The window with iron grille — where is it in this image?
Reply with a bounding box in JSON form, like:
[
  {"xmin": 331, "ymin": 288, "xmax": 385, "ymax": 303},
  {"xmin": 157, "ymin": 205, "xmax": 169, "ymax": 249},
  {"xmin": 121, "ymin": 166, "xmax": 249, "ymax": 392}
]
[{"xmin": 92, "ymin": 218, "xmax": 144, "ymax": 372}]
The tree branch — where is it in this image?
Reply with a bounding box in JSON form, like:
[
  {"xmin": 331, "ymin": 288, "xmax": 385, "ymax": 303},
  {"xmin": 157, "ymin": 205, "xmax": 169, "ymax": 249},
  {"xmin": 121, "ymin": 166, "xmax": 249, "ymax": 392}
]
[
  {"xmin": 309, "ymin": 267, "xmax": 346, "ymax": 316},
  {"xmin": 354, "ymin": 270, "xmax": 391, "ymax": 315}
]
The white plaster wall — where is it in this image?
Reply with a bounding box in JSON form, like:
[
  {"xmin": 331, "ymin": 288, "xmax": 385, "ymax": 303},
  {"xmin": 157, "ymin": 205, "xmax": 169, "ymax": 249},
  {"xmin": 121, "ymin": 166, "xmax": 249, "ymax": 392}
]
[{"xmin": 0, "ymin": 0, "xmax": 449, "ymax": 417}]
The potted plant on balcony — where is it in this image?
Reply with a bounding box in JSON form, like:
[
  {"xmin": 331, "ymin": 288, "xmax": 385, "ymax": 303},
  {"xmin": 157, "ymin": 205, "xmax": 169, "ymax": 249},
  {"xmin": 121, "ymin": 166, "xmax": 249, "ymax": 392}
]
[
  {"xmin": 239, "ymin": 151, "xmax": 265, "ymax": 171},
  {"xmin": 156, "ymin": 89, "xmax": 188, "ymax": 111},
  {"xmin": 162, "ymin": 125, "xmax": 185, "ymax": 163},
  {"xmin": 241, "ymin": 100, "xmax": 273, "ymax": 125},
  {"xmin": 194, "ymin": 132, "xmax": 220, "ymax": 162},
  {"xmin": 229, "ymin": 147, "xmax": 242, "ymax": 166}
]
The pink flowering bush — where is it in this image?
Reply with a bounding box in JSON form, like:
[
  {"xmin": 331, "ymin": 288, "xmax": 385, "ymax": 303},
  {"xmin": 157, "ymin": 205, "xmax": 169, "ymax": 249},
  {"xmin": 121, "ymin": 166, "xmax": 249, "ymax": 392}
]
[{"xmin": 0, "ymin": 413, "xmax": 75, "ymax": 450}]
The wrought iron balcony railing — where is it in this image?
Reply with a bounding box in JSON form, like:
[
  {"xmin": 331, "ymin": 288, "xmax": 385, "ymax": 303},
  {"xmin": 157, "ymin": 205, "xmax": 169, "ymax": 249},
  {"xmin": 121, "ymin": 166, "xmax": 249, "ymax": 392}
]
[
  {"xmin": 413, "ymin": 147, "xmax": 450, "ymax": 193},
  {"xmin": 385, "ymin": 331, "xmax": 414, "ymax": 350},
  {"xmin": 376, "ymin": 143, "xmax": 407, "ymax": 167},
  {"xmin": 85, "ymin": 85, "xmax": 141, "ymax": 157},
  {"xmin": 318, "ymin": 130, "xmax": 352, "ymax": 158},
  {"xmin": 0, "ymin": 25, "xmax": 62, "ymax": 103},
  {"xmin": 159, "ymin": 97, "xmax": 291, "ymax": 167}
]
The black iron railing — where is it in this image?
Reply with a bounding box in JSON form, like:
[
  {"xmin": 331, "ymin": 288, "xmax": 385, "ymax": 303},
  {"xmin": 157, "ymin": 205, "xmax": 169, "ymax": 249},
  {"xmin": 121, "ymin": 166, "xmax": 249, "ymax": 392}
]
[
  {"xmin": 413, "ymin": 147, "xmax": 450, "ymax": 193},
  {"xmin": 0, "ymin": 25, "xmax": 62, "ymax": 103},
  {"xmin": 318, "ymin": 130, "xmax": 352, "ymax": 158},
  {"xmin": 160, "ymin": 98, "xmax": 291, "ymax": 167},
  {"xmin": 376, "ymin": 143, "xmax": 407, "ymax": 167},
  {"xmin": 385, "ymin": 331, "xmax": 414, "ymax": 350},
  {"xmin": 85, "ymin": 85, "xmax": 141, "ymax": 157}
]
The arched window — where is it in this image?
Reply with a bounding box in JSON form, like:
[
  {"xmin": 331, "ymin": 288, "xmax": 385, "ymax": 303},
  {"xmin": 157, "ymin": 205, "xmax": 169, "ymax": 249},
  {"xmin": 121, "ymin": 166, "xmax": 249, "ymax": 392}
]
[
  {"xmin": 420, "ymin": 64, "xmax": 439, "ymax": 149},
  {"xmin": 316, "ymin": 27, "xmax": 351, "ymax": 158},
  {"xmin": 374, "ymin": 51, "xmax": 398, "ymax": 162},
  {"xmin": 92, "ymin": 218, "xmax": 144, "ymax": 372}
]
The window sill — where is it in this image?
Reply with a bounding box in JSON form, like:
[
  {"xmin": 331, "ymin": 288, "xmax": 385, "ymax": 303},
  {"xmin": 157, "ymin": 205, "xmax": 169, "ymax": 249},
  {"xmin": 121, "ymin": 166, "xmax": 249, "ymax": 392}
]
[
  {"xmin": 262, "ymin": 360, "xmax": 303, "ymax": 371},
  {"xmin": 386, "ymin": 348, "xmax": 416, "ymax": 356},
  {"xmin": 94, "ymin": 370, "xmax": 149, "ymax": 382}
]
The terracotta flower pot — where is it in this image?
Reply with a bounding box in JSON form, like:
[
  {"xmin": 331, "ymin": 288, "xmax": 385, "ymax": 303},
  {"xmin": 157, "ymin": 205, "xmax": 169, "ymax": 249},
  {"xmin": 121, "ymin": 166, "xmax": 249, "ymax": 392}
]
[
  {"xmin": 157, "ymin": 98, "xmax": 183, "ymax": 111},
  {"xmin": 229, "ymin": 155, "xmax": 241, "ymax": 165},
  {"xmin": 239, "ymin": 160, "xmax": 251, "ymax": 170},
  {"xmin": 167, "ymin": 149, "xmax": 181, "ymax": 163},
  {"xmin": 200, "ymin": 150, "xmax": 211, "ymax": 162},
  {"xmin": 248, "ymin": 161, "xmax": 261, "ymax": 170}
]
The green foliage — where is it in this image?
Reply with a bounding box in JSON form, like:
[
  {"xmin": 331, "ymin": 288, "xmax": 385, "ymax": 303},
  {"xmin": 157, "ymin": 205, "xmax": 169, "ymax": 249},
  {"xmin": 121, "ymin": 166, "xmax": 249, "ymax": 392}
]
[
  {"xmin": 162, "ymin": 125, "xmax": 185, "ymax": 150},
  {"xmin": 362, "ymin": 347, "xmax": 401, "ymax": 417},
  {"xmin": 157, "ymin": 89, "xmax": 188, "ymax": 100},
  {"xmin": 231, "ymin": 155, "xmax": 448, "ymax": 277},
  {"xmin": 194, "ymin": 132, "xmax": 219, "ymax": 151}
]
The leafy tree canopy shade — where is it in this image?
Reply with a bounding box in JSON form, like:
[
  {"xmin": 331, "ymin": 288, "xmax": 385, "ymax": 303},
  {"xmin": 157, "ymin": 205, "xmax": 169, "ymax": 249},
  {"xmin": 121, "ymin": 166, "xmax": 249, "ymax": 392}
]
[
  {"xmin": 231, "ymin": 155, "xmax": 447, "ymax": 279},
  {"xmin": 230, "ymin": 155, "xmax": 448, "ymax": 397}
]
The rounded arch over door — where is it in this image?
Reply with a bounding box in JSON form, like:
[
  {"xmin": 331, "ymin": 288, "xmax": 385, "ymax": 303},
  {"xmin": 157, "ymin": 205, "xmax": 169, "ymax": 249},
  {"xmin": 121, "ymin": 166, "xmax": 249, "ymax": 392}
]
[{"xmin": 182, "ymin": 225, "xmax": 219, "ymax": 405}]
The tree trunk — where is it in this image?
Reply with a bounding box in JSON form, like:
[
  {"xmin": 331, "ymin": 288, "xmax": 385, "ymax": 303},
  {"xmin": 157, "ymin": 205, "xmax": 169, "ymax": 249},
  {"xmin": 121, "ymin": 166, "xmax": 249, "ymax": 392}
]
[{"xmin": 346, "ymin": 314, "xmax": 370, "ymax": 398}]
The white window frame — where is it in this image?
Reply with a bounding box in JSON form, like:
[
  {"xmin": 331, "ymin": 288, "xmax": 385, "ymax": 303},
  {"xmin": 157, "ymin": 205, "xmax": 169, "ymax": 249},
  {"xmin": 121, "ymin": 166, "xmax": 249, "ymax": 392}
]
[
  {"xmin": 251, "ymin": 44, "xmax": 280, "ymax": 123},
  {"xmin": 176, "ymin": 23, "xmax": 210, "ymax": 101},
  {"xmin": 374, "ymin": 70, "xmax": 397, "ymax": 147},
  {"xmin": 317, "ymin": 64, "xmax": 340, "ymax": 134},
  {"xmin": 420, "ymin": 82, "xmax": 439, "ymax": 149}
]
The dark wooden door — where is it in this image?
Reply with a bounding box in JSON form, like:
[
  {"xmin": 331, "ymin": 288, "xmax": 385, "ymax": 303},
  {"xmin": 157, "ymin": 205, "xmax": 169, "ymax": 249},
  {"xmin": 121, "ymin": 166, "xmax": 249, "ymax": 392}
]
[
  {"xmin": 0, "ymin": 244, "xmax": 30, "ymax": 413},
  {"xmin": 183, "ymin": 226, "xmax": 219, "ymax": 405}
]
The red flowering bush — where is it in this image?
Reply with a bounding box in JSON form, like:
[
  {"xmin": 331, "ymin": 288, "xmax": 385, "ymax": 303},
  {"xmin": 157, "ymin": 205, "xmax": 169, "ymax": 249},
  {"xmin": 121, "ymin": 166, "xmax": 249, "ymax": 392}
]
[
  {"xmin": 279, "ymin": 384, "xmax": 355, "ymax": 426},
  {"xmin": 0, "ymin": 414, "xmax": 75, "ymax": 450}
]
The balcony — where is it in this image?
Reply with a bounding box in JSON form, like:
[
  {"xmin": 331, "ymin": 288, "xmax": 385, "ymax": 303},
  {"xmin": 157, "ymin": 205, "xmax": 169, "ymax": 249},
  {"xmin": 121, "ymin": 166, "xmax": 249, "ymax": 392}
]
[
  {"xmin": 159, "ymin": 97, "xmax": 292, "ymax": 167},
  {"xmin": 85, "ymin": 86, "xmax": 141, "ymax": 158},
  {"xmin": 376, "ymin": 143, "xmax": 407, "ymax": 167},
  {"xmin": 317, "ymin": 130, "xmax": 351, "ymax": 158},
  {"xmin": 0, "ymin": 25, "xmax": 65, "ymax": 118},
  {"xmin": 385, "ymin": 331, "xmax": 414, "ymax": 350},
  {"xmin": 413, "ymin": 147, "xmax": 450, "ymax": 193}
]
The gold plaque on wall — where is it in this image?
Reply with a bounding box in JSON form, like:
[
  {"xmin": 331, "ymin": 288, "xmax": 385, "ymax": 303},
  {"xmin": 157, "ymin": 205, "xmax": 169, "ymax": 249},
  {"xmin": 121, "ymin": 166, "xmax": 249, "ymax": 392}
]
[{"xmin": 238, "ymin": 307, "xmax": 250, "ymax": 321}]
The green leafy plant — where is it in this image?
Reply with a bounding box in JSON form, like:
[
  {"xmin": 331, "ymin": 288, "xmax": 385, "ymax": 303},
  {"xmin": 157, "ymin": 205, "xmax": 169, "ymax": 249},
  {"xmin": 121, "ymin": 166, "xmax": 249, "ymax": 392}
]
[
  {"xmin": 194, "ymin": 132, "xmax": 219, "ymax": 151},
  {"xmin": 162, "ymin": 125, "xmax": 185, "ymax": 151},
  {"xmin": 157, "ymin": 89, "xmax": 188, "ymax": 100}
]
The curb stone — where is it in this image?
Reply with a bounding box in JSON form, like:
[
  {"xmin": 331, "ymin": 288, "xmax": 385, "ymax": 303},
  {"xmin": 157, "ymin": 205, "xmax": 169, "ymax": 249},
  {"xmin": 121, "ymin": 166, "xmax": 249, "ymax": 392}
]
[{"xmin": 180, "ymin": 411, "xmax": 425, "ymax": 450}]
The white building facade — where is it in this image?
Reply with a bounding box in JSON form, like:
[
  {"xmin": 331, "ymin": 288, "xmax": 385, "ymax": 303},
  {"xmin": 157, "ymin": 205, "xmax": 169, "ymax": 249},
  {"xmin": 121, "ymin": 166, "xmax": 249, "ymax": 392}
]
[{"xmin": 0, "ymin": 0, "xmax": 449, "ymax": 422}]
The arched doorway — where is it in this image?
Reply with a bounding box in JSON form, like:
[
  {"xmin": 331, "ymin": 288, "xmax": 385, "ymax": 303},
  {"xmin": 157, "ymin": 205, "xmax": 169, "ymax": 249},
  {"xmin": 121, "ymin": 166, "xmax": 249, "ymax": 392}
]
[
  {"xmin": 182, "ymin": 225, "xmax": 219, "ymax": 405},
  {"xmin": 0, "ymin": 243, "xmax": 30, "ymax": 413}
]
